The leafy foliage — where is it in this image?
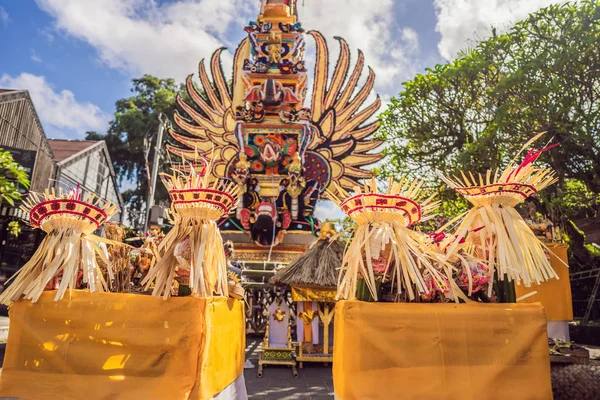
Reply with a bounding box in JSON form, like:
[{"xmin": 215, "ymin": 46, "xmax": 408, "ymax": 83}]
[
  {"xmin": 0, "ymin": 149, "xmax": 30, "ymax": 207},
  {"xmin": 86, "ymin": 75, "xmax": 184, "ymax": 228},
  {"xmin": 379, "ymin": 0, "xmax": 600, "ymax": 222},
  {"xmin": 548, "ymin": 179, "xmax": 600, "ymax": 220},
  {"xmin": 0, "ymin": 149, "xmax": 30, "ymax": 237},
  {"xmin": 7, "ymin": 221, "xmax": 21, "ymax": 237}
]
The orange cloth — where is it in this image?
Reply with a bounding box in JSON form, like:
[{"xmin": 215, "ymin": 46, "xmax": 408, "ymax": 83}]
[
  {"xmin": 0, "ymin": 291, "xmax": 245, "ymax": 400},
  {"xmin": 333, "ymin": 301, "xmax": 552, "ymax": 400},
  {"xmin": 516, "ymin": 243, "xmax": 573, "ymax": 321}
]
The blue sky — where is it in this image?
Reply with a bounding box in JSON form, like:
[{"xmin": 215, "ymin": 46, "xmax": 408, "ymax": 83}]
[
  {"xmin": 0, "ymin": 0, "xmax": 567, "ymax": 141},
  {"xmin": 0, "ymin": 0, "xmax": 439, "ymax": 119},
  {"xmin": 0, "ymin": 1, "xmax": 131, "ymax": 112},
  {"xmin": 0, "ymin": 0, "xmax": 568, "ymax": 220}
]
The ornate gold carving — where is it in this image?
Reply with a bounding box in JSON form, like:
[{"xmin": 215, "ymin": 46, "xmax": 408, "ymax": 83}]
[{"xmin": 267, "ymin": 32, "xmax": 282, "ymax": 64}]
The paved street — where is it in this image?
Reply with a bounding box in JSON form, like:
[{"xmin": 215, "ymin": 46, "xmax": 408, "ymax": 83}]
[{"xmin": 243, "ymin": 336, "xmax": 334, "ymax": 400}]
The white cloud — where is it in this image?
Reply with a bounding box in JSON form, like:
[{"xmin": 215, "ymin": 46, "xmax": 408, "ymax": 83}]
[
  {"xmin": 36, "ymin": 0, "xmax": 419, "ymax": 98},
  {"xmin": 434, "ymin": 0, "xmax": 573, "ymax": 60},
  {"xmin": 301, "ymin": 1, "xmax": 420, "ymax": 91},
  {"xmin": 35, "ymin": 0, "xmax": 254, "ymax": 81},
  {"xmin": 30, "ymin": 49, "xmax": 42, "ymax": 63},
  {"xmin": 314, "ymin": 200, "xmax": 345, "ymax": 222},
  {"xmin": 0, "ymin": 73, "xmax": 110, "ymax": 139},
  {"xmin": 0, "ymin": 6, "xmax": 10, "ymax": 26}
]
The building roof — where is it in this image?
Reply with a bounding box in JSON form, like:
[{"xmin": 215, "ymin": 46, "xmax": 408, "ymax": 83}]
[
  {"xmin": 270, "ymin": 238, "xmax": 345, "ymax": 289},
  {"xmin": 0, "ymin": 89, "xmax": 54, "ymax": 158},
  {"xmin": 47, "ymin": 139, "xmax": 99, "ymax": 162},
  {"xmin": 47, "ymin": 139, "xmax": 123, "ymax": 210}
]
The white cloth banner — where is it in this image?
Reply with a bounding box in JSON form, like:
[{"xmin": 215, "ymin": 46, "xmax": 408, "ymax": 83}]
[
  {"xmin": 214, "ymin": 373, "xmax": 248, "ymax": 400},
  {"xmin": 547, "ymin": 321, "xmax": 570, "ymax": 341},
  {"xmin": 297, "ymin": 302, "xmax": 304, "ymax": 342},
  {"xmin": 268, "ymin": 301, "xmax": 291, "ymax": 348}
]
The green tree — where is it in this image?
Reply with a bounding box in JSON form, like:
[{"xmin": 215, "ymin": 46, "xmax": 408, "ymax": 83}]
[
  {"xmin": 379, "ymin": 0, "xmax": 600, "ymax": 273},
  {"xmin": 0, "ymin": 149, "xmax": 31, "ymax": 236},
  {"xmin": 87, "ymin": 75, "xmax": 183, "ymax": 228},
  {"xmin": 380, "ymin": 0, "xmax": 600, "ymax": 221}
]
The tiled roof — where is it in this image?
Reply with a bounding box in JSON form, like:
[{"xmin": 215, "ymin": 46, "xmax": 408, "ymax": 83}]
[{"xmin": 47, "ymin": 139, "xmax": 99, "ymax": 162}]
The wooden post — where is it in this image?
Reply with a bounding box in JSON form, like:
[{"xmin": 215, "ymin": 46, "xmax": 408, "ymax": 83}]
[
  {"xmin": 323, "ymin": 305, "xmax": 329, "ymax": 355},
  {"xmin": 318, "ymin": 303, "xmax": 335, "ymax": 355},
  {"xmin": 303, "ymin": 301, "xmax": 313, "ymax": 344}
]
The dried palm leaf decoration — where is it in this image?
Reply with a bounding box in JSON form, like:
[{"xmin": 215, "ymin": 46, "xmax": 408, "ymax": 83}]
[
  {"xmin": 142, "ymin": 157, "xmax": 240, "ymax": 299},
  {"xmin": 328, "ymin": 175, "xmax": 458, "ymax": 301},
  {"xmin": 439, "ymin": 132, "xmax": 559, "ymax": 293},
  {"xmin": 0, "ymin": 186, "xmax": 118, "ymax": 304},
  {"xmin": 270, "ymin": 221, "xmax": 344, "ymax": 289}
]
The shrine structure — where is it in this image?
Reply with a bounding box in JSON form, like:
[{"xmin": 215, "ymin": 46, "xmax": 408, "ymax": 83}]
[{"xmin": 167, "ymin": 0, "xmax": 383, "ymax": 329}]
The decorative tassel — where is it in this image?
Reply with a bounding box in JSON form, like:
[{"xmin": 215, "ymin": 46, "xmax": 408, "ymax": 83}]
[
  {"xmin": 0, "ymin": 188, "xmax": 118, "ymax": 304},
  {"xmin": 142, "ymin": 158, "xmax": 240, "ymax": 299},
  {"xmin": 439, "ymin": 133, "xmax": 560, "ymax": 294},
  {"xmin": 328, "ymin": 177, "xmax": 460, "ymax": 302}
]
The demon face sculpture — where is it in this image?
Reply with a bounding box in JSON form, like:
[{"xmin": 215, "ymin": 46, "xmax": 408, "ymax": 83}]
[{"xmin": 228, "ymin": 151, "xmax": 319, "ymax": 247}]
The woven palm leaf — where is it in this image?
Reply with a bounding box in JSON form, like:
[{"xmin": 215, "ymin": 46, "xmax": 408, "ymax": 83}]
[
  {"xmin": 0, "ymin": 187, "xmax": 118, "ymax": 304},
  {"xmin": 141, "ymin": 158, "xmax": 240, "ymax": 299},
  {"xmin": 439, "ymin": 132, "xmax": 560, "ymax": 292},
  {"xmin": 327, "ymin": 176, "xmax": 461, "ymax": 302},
  {"xmin": 271, "ymin": 237, "xmax": 345, "ymax": 288}
]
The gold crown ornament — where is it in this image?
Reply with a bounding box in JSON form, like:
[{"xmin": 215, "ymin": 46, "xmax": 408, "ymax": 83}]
[
  {"xmin": 440, "ymin": 132, "xmax": 560, "ymax": 290},
  {"xmin": 328, "ymin": 175, "xmax": 463, "ymax": 302},
  {"xmin": 319, "ymin": 220, "xmax": 337, "ymax": 240},
  {"xmin": 142, "ymin": 159, "xmax": 241, "ymax": 299},
  {"xmin": 0, "ymin": 187, "xmax": 118, "ymax": 304}
]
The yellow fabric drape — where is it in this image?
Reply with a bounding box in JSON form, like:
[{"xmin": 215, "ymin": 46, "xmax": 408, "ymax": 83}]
[
  {"xmin": 333, "ymin": 301, "xmax": 552, "ymax": 400},
  {"xmin": 192, "ymin": 296, "xmax": 246, "ymax": 399},
  {"xmin": 516, "ymin": 243, "xmax": 573, "ymax": 321},
  {"xmin": 0, "ymin": 290, "xmax": 245, "ymax": 400},
  {"xmin": 303, "ymin": 301, "xmax": 313, "ymax": 343},
  {"xmin": 291, "ymin": 286, "xmax": 337, "ymax": 302}
]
